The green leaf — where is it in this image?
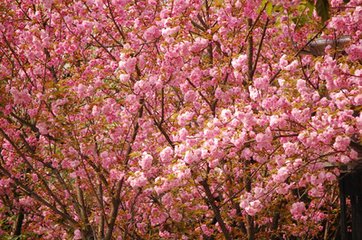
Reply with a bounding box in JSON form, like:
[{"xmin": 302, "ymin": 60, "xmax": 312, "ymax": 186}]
[
  {"xmin": 266, "ymin": 2, "xmax": 273, "ymax": 16},
  {"xmin": 343, "ymin": 0, "xmax": 350, "ymax": 3},
  {"xmin": 259, "ymin": 0, "xmax": 268, "ymax": 12},
  {"xmin": 129, "ymin": 151, "xmax": 142, "ymax": 158},
  {"xmin": 293, "ymin": 15, "xmax": 308, "ymax": 29},
  {"xmin": 305, "ymin": 0, "xmax": 315, "ymax": 17},
  {"xmin": 316, "ymin": 0, "xmax": 330, "ymax": 23}
]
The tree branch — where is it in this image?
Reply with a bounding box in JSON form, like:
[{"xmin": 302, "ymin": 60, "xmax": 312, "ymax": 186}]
[{"xmin": 200, "ymin": 179, "xmax": 232, "ymax": 240}]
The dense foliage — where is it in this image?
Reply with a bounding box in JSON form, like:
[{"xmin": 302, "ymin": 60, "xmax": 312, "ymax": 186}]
[{"xmin": 0, "ymin": 0, "xmax": 361, "ymax": 239}]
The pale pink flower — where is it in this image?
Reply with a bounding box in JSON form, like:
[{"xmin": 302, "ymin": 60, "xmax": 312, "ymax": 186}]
[
  {"xmin": 290, "ymin": 202, "xmax": 306, "ymax": 219},
  {"xmin": 245, "ymin": 200, "xmax": 262, "ymax": 216},
  {"xmin": 160, "ymin": 147, "xmax": 174, "ymax": 163},
  {"xmin": 143, "ymin": 26, "xmax": 161, "ymax": 41},
  {"xmin": 109, "ymin": 169, "xmax": 125, "ymax": 181},
  {"xmin": 36, "ymin": 122, "xmax": 48, "ymax": 135},
  {"xmin": 333, "ymin": 136, "xmax": 350, "ymax": 151},
  {"xmin": 184, "ymin": 151, "xmax": 197, "ymax": 164},
  {"xmin": 279, "ymin": 54, "xmax": 289, "ymax": 69},
  {"xmin": 273, "ymin": 167, "xmax": 289, "ymax": 183},
  {"xmin": 231, "ymin": 54, "xmax": 247, "ymax": 70},
  {"xmin": 178, "ymin": 128, "xmax": 188, "ymax": 141},
  {"xmin": 73, "ymin": 229, "xmax": 82, "ymax": 240},
  {"xmin": 184, "ymin": 90, "xmax": 197, "ymax": 102},
  {"xmin": 139, "ymin": 152, "xmax": 153, "ymax": 170},
  {"xmin": 128, "ymin": 171, "xmax": 147, "ymax": 188}
]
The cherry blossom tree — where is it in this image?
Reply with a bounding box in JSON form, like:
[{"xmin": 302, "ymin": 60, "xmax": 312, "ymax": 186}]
[{"xmin": 0, "ymin": 0, "xmax": 361, "ymax": 239}]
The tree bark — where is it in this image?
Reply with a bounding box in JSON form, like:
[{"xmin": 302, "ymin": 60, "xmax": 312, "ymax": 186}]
[
  {"xmin": 12, "ymin": 209, "xmax": 24, "ymax": 237},
  {"xmin": 200, "ymin": 180, "xmax": 232, "ymax": 240}
]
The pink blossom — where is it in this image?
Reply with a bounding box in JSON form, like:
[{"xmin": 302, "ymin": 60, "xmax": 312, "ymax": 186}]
[
  {"xmin": 284, "ymin": 60, "xmax": 298, "ymax": 72},
  {"xmin": 160, "ymin": 147, "xmax": 174, "ymax": 163},
  {"xmin": 340, "ymin": 155, "xmax": 351, "ymax": 164},
  {"xmin": 255, "ymin": 128, "xmax": 273, "ymax": 149},
  {"xmin": 119, "ymin": 73, "xmax": 130, "ymax": 83},
  {"xmin": 283, "ymin": 142, "xmax": 298, "ymax": 157},
  {"xmin": 273, "ymin": 167, "xmax": 289, "ymax": 183},
  {"xmin": 354, "ymin": 94, "xmax": 362, "ymax": 105},
  {"xmin": 159, "ymin": 231, "xmax": 171, "ymax": 238},
  {"xmin": 347, "ymin": 42, "xmax": 362, "ymax": 61},
  {"xmin": 143, "ymin": 26, "xmax": 161, "ymax": 41},
  {"xmin": 139, "ymin": 152, "xmax": 153, "ymax": 170},
  {"xmin": 279, "ymin": 55, "xmax": 289, "ymax": 69},
  {"xmin": 150, "ymin": 207, "xmax": 167, "ymax": 226},
  {"xmin": 220, "ymin": 109, "xmax": 232, "ymax": 122},
  {"xmin": 110, "ymin": 169, "xmax": 125, "ymax": 181},
  {"xmin": 248, "ymin": 86, "xmax": 259, "ymax": 101},
  {"xmin": 200, "ymin": 224, "xmax": 213, "ymax": 236},
  {"xmin": 184, "ymin": 90, "xmax": 197, "ymax": 102},
  {"xmin": 308, "ymin": 185, "xmax": 324, "ymax": 197},
  {"xmin": 245, "ymin": 200, "xmax": 262, "ymax": 216},
  {"xmin": 178, "ymin": 111, "xmax": 194, "ymax": 126},
  {"xmin": 178, "ymin": 128, "xmax": 188, "ymax": 141},
  {"xmin": 253, "ymin": 187, "xmax": 264, "ymax": 199},
  {"xmin": 190, "ymin": 68, "xmax": 202, "ymax": 83},
  {"xmin": 19, "ymin": 196, "xmax": 33, "ymax": 208},
  {"xmin": 31, "ymin": 173, "xmax": 39, "ymax": 182},
  {"xmin": 239, "ymin": 194, "xmax": 251, "ymax": 209},
  {"xmin": 169, "ymin": 208, "xmax": 182, "ymax": 222},
  {"xmin": 333, "ymin": 136, "xmax": 350, "ymax": 151},
  {"xmin": 208, "ymin": 158, "xmax": 219, "ymax": 168},
  {"xmin": 128, "ymin": 171, "xmax": 148, "ymax": 188},
  {"xmin": 231, "ymin": 54, "xmax": 247, "ymax": 70},
  {"xmin": 276, "ymin": 183, "xmax": 290, "ymax": 195},
  {"xmin": 119, "ymin": 57, "xmax": 137, "ymax": 74},
  {"xmin": 291, "ymin": 108, "xmax": 310, "ymax": 123},
  {"xmin": 330, "ymin": 0, "xmax": 343, "ymax": 7},
  {"xmin": 161, "ymin": 26, "xmax": 180, "ymax": 38},
  {"xmin": 10, "ymin": 88, "xmax": 31, "ymax": 105},
  {"xmin": 253, "ymin": 76, "xmax": 269, "ymax": 90},
  {"xmin": 290, "ymin": 202, "xmax": 306, "ymax": 219},
  {"xmin": 184, "ymin": 151, "xmax": 198, "ymax": 164},
  {"xmin": 241, "ymin": 148, "xmax": 253, "ymax": 160},
  {"xmin": 73, "ymin": 229, "xmax": 82, "ymax": 240},
  {"xmin": 312, "ymin": 211, "xmax": 326, "ymax": 222},
  {"xmin": 42, "ymin": 0, "xmax": 53, "ymax": 10},
  {"xmin": 36, "ymin": 122, "xmax": 48, "ymax": 135},
  {"xmin": 190, "ymin": 38, "xmax": 209, "ymax": 52}
]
